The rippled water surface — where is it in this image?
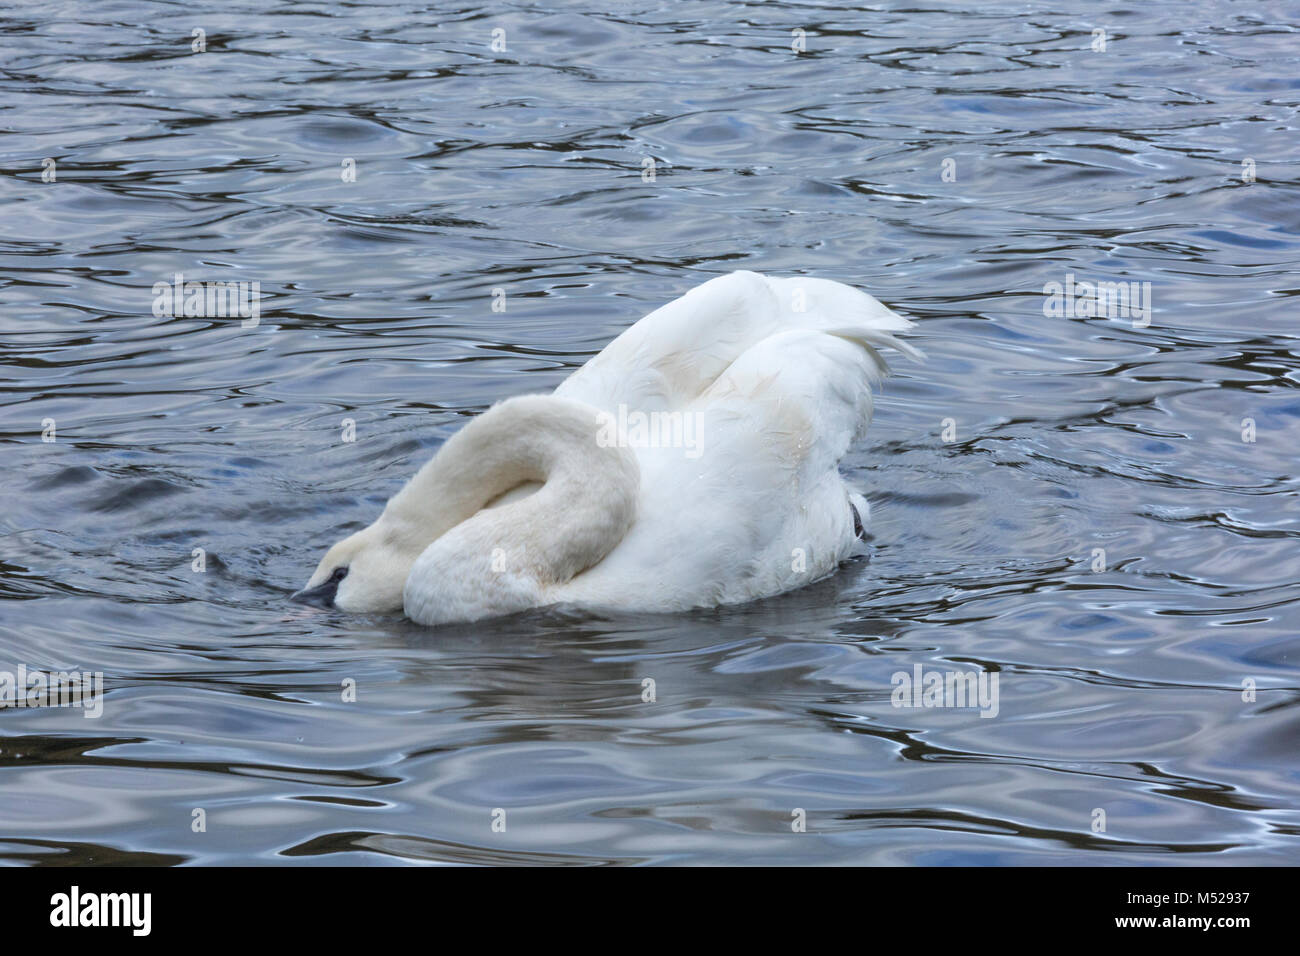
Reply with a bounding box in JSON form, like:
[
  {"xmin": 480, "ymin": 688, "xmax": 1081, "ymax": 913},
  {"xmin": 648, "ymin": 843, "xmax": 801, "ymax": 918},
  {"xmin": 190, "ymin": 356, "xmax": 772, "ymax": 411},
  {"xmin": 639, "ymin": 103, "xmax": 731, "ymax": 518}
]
[{"xmin": 2, "ymin": 0, "xmax": 1298, "ymax": 865}]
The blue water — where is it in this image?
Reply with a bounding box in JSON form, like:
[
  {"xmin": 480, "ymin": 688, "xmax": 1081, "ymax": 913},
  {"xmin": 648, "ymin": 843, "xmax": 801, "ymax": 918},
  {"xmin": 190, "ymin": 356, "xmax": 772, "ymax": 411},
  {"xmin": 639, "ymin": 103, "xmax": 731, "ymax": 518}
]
[{"xmin": 1, "ymin": 0, "xmax": 1297, "ymax": 864}]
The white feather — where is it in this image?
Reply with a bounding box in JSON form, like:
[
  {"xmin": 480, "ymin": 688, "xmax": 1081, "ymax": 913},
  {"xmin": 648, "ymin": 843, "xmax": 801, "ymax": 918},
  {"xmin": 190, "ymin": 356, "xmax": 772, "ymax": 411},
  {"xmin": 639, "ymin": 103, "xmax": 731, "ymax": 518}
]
[{"xmin": 297, "ymin": 271, "xmax": 922, "ymax": 624}]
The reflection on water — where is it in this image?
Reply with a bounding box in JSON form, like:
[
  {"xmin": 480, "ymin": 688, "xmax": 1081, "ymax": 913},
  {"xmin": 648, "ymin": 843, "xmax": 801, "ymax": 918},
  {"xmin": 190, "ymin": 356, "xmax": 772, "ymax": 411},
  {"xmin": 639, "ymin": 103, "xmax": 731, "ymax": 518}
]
[{"xmin": 1, "ymin": 0, "xmax": 1298, "ymax": 864}]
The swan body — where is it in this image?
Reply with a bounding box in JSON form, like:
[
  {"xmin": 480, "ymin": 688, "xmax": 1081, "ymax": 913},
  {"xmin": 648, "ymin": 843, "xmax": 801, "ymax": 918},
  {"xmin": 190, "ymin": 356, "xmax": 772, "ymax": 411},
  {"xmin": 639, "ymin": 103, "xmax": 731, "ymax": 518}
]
[{"xmin": 294, "ymin": 271, "xmax": 921, "ymax": 625}]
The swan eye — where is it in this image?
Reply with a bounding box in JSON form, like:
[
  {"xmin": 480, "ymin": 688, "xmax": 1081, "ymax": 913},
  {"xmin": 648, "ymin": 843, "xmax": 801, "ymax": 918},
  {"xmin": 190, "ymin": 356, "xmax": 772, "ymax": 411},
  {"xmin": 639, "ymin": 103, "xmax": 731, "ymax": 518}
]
[{"xmin": 330, "ymin": 566, "xmax": 349, "ymax": 583}]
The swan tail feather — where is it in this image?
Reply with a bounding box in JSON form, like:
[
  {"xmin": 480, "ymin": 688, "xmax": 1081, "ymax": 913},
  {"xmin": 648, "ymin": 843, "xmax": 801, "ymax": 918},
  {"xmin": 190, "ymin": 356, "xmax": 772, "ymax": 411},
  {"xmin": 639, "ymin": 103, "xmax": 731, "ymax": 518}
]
[
  {"xmin": 759, "ymin": 275, "xmax": 926, "ymax": 372},
  {"xmin": 557, "ymin": 270, "xmax": 922, "ymax": 413}
]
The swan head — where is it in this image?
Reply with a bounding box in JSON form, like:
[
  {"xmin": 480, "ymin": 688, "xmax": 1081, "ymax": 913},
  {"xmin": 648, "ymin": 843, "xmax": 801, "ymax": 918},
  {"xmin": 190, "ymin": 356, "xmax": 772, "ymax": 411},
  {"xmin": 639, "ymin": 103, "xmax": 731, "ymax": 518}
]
[{"xmin": 292, "ymin": 523, "xmax": 422, "ymax": 613}]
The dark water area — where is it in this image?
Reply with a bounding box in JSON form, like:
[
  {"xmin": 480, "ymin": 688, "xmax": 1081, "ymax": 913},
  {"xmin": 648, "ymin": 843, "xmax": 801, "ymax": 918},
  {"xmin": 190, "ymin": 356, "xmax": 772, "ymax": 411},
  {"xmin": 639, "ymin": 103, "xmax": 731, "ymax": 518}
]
[{"xmin": 1, "ymin": 0, "xmax": 1298, "ymax": 864}]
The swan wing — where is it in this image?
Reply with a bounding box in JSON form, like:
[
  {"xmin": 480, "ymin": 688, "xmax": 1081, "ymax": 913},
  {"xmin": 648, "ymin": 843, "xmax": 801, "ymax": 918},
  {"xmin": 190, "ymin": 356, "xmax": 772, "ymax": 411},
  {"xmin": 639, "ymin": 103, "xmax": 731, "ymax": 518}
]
[
  {"xmin": 558, "ymin": 325, "xmax": 906, "ymax": 612},
  {"xmin": 555, "ymin": 270, "xmax": 920, "ymax": 414},
  {"xmin": 693, "ymin": 327, "xmax": 887, "ymax": 490}
]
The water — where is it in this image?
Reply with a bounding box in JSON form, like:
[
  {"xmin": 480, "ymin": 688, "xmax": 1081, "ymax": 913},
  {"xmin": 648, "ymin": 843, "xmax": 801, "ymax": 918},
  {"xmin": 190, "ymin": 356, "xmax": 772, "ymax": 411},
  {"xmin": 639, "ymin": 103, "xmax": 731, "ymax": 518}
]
[{"xmin": 1, "ymin": 0, "xmax": 1298, "ymax": 865}]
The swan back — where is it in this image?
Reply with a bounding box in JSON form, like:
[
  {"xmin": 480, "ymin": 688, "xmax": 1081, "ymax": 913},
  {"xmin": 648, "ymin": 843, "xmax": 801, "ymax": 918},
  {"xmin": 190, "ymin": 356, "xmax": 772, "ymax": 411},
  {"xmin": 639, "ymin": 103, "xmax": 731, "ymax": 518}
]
[{"xmin": 556, "ymin": 270, "xmax": 920, "ymax": 416}]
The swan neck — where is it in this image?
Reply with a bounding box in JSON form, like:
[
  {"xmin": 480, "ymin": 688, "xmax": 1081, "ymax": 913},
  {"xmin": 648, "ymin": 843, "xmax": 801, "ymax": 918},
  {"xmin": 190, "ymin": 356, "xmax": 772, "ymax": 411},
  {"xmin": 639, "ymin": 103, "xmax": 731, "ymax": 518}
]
[{"xmin": 394, "ymin": 395, "xmax": 640, "ymax": 624}]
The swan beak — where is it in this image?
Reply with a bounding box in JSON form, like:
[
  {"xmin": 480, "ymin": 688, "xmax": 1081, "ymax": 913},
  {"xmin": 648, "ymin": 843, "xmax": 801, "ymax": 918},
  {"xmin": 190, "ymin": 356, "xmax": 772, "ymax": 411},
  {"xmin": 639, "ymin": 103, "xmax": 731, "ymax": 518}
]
[{"xmin": 290, "ymin": 578, "xmax": 339, "ymax": 608}]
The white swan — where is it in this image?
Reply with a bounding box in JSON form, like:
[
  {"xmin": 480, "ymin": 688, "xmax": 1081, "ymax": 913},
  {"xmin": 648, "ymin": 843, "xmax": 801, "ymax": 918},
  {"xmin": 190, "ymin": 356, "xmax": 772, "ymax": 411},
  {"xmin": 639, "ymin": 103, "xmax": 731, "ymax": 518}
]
[{"xmin": 292, "ymin": 271, "xmax": 922, "ymax": 625}]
